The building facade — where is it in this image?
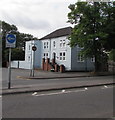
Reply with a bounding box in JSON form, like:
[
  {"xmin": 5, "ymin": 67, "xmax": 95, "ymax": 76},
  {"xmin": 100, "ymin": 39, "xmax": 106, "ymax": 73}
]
[{"xmin": 11, "ymin": 27, "xmax": 95, "ymax": 71}]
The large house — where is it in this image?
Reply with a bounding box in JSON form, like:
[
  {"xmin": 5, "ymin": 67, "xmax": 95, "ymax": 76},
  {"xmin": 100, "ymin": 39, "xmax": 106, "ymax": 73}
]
[{"xmin": 11, "ymin": 27, "xmax": 95, "ymax": 71}]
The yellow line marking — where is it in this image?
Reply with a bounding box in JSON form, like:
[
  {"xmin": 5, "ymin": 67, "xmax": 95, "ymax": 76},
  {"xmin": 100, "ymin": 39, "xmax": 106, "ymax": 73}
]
[{"xmin": 16, "ymin": 76, "xmax": 31, "ymax": 80}]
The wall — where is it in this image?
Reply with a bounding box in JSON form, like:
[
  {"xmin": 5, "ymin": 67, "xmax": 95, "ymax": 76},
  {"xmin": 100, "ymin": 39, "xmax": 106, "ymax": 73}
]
[
  {"xmin": 11, "ymin": 40, "xmax": 41, "ymax": 69},
  {"xmin": 40, "ymin": 36, "xmax": 72, "ymax": 70},
  {"xmin": 11, "ymin": 61, "xmax": 31, "ymax": 69},
  {"xmin": 71, "ymin": 46, "xmax": 95, "ymax": 71},
  {"xmin": 25, "ymin": 40, "xmax": 41, "ymax": 69}
]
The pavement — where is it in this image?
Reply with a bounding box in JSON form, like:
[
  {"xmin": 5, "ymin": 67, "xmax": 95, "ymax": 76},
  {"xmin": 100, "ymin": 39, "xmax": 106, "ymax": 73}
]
[{"xmin": 1, "ymin": 68, "xmax": 115, "ymax": 95}]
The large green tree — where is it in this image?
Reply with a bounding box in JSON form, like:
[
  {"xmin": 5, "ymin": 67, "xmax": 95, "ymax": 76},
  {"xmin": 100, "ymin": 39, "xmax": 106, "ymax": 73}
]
[{"xmin": 68, "ymin": 2, "xmax": 115, "ymax": 72}]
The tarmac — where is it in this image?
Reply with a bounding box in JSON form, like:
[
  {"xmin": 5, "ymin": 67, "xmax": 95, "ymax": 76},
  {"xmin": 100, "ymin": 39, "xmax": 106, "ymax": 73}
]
[{"xmin": 1, "ymin": 68, "xmax": 115, "ymax": 95}]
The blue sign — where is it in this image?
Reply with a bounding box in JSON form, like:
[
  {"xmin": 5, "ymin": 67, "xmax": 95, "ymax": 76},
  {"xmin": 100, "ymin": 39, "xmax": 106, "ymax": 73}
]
[
  {"xmin": 6, "ymin": 34, "xmax": 16, "ymax": 43},
  {"xmin": 6, "ymin": 34, "xmax": 16, "ymax": 48}
]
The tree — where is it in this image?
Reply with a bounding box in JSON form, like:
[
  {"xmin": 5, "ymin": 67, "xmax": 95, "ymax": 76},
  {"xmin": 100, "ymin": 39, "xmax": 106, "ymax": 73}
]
[
  {"xmin": 1, "ymin": 21, "xmax": 38, "ymax": 66},
  {"xmin": 68, "ymin": 2, "xmax": 115, "ymax": 72}
]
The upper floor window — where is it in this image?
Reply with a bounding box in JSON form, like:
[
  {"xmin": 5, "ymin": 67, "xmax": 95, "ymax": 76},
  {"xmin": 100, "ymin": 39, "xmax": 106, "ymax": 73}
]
[
  {"xmin": 47, "ymin": 42, "xmax": 48, "ymax": 48},
  {"xmin": 60, "ymin": 40, "xmax": 62, "ymax": 47},
  {"xmin": 60, "ymin": 40, "xmax": 66, "ymax": 48},
  {"xmin": 44, "ymin": 42, "xmax": 46, "ymax": 49},
  {"xmin": 63, "ymin": 40, "xmax": 66, "ymax": 47},
  {"xmin": 43, "ymin": 42, "xmax": 49, "ymax": 49},
  {"xmin": 53, "ymin": 41, "xmax": 56, "ymax": 48}
]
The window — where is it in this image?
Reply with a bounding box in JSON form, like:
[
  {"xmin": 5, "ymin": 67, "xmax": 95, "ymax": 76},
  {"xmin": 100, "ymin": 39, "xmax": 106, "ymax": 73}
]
[
  {"xmin": 44, "ymin": 42, "xmax": 46, "ymax": 49},
  {"xmin": 28, "ymin": 56, "xmax": 30, "ymax": 61},
  {"xmin": 91, "ymin": 56, "xmax": 95, "ymax": 62},
  {"xmin": 77, "ymin": 54, "xmax": 84, "ymax": 62},
  {"xmin": 60, "ymin": 40, "xmax": 66, "ymax": 47},
  {"xmin": 43, "ymin": 42, "xmax": 49, "ymax": 49},
  {"xmin": 63, "ymin": 40, "xmax": 66, "ymax": 47},
  {"xmin": 43, "ymin": 53, "xmax": 49, "ymax": 59},
  {"xmin": 53, "ymin": 41, "xmax": 56, "ymax": 48},
  {"xmin": 60, "ymin": 40, "xmax": 62, "ymax": 47},
  {"xmin": 60, "ymin": 53, "xmax": 62, "ymax": 60},
  {"xmin": 63, "ymin": 52, "xmax": 66, "ymax": 60},
  {"xmin": 28, "ymin": 45, "xmax": 31, "ymax": 50},
  {"xmin": 47, "ymin": 42, "xmax": 48, "ymax": 48},
  {"xmin": 60, "ymin": 52, "xmax": 66, "ymax": 61}
]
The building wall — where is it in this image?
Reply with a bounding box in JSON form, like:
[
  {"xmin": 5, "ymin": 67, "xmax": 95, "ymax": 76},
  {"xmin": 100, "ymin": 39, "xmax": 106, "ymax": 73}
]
[
  {"xmin": 40, "ymin": 36, "xmax": 72, "ymax": 70},
  {"xmin": 71, "ymin": 46, "xmax": 95, "ymax": 71},
  {"xmin": 25, "ymin": 40, "xmax": 41, "ymax": 69},
  {"xmin": 11, "ymin": 40, "xmax": 41, "ymax": 69}
]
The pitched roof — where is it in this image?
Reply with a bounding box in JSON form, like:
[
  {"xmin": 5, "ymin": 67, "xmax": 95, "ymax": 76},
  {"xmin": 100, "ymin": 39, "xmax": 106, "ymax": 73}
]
[{"xmin": 39, "ymin": 27, "xmax": 72, "ymax": 40}]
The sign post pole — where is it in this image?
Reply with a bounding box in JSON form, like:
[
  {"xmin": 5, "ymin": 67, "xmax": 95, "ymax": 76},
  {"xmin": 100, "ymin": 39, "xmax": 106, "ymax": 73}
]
[
  {"xmin": 6, "ymin": 34, "xmax": 16, "ymax": 89},
  {"xmin": 31, "ymin": 45, "xmax": 37, "ymax": 77},
  {"xmin": 8, "ymin": 48, "xmax": 11, "ymax": 89}
]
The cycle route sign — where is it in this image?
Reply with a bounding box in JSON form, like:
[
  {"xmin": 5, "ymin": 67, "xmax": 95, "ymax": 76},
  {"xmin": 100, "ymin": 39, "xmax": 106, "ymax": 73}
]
[{"xmin": 6, "ymin": 34, "xmax": 16, "ymax": 48}]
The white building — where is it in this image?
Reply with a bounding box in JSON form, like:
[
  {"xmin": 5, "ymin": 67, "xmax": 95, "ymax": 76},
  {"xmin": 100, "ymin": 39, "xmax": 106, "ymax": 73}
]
[{"xmin": 11, "ymin": 27, "xmax": 95, "ymax": 71}]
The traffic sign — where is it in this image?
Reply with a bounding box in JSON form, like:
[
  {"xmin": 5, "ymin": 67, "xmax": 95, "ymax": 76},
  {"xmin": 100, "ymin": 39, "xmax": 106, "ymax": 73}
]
[
  {"xmin": 32, "ymin": 46, "xmax": 37, "ymax": 51},
  {"xmin": 6, "ymin": 34, "xmax": 16, "ymax": 48}
]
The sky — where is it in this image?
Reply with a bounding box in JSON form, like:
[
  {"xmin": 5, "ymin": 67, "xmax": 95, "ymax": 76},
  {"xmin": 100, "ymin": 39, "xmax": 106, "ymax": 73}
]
[{"xmin": 0, "ymin": 0, "xmax": 77, "ymax": 39}]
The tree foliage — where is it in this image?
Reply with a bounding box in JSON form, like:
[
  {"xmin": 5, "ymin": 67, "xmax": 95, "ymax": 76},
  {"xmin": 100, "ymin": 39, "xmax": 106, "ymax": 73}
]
[
  {"xmin": 68, "ymin": 2, "xmax": 115, "ymax": 72},
  {"xmin": 1, "ymin": 21, "xmax": 38, "ymax": 65}
]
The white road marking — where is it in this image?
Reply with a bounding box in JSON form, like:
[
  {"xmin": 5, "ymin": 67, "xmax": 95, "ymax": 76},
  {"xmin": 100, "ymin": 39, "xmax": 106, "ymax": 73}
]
[
  {"xmin": 62, "ymin": 90, "xmax": 65, "ymax": 92},
  {"xmin": 101, "ymin": 85, "xmax": 114, "ymax": 89},
  {"xmin": 104, "ymin": 85, "xmax": 108, "ymax": 88},
  {"xmin": 85, "ymin": 87, "xmax": 88, "ymax": 90},
  {"xmin": 32, "ymin": 88, "xmax": 87, "ymax": 97},
  {"xmin": 32, "ymin": 92, "xmax": 38, "ymax": 96}
]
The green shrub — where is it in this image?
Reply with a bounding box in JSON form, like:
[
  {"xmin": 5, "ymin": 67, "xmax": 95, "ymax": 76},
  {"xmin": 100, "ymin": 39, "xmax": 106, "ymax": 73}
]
[{"xmin": 109, "ymin": 49, "xmax": 115, "ymax": 61}]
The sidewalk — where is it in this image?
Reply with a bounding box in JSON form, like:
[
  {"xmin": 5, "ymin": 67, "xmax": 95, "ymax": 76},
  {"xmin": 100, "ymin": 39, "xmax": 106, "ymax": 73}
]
[{"xmin": 2, "ymin": 68, "xmax": 115, "ymax": 95}]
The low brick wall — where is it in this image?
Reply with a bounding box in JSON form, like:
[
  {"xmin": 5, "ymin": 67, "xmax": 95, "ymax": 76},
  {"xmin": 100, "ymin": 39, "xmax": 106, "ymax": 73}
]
[{"xmin": 42, "ymin": 58, "xmax": 65, "ymax": 72}]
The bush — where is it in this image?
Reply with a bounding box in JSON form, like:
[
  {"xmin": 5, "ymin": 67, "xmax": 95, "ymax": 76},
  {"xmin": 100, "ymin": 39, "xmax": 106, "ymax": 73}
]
[
  {"xmin": 4, "ymin": 48, "xmax": 25, "ymax": 61},
  {"xmin": 109, "ymin": 49, "xmax": 115, "ymax": 61}
]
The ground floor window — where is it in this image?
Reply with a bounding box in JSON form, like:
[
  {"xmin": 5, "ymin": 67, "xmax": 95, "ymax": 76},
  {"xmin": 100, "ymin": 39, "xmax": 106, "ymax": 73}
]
[
  {"xmin": 91, "ymin": 56, "xmax": 95, "ymax": 62},
  {"xmin": 59, "ymin": 52, "xmax": 66, "ymax": 61},
  {"xmin": 43, "ymin": 53, "xmax": 49, "ymax": 59},
  {"xmin": 77, "ymin": 53, "xmax": 84, "ymax": 62}
]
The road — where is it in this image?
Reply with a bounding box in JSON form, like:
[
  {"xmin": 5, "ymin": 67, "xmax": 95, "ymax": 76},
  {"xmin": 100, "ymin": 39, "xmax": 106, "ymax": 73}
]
[
  {"xmin": 2, "ymin": 85, "xmax": 114, "ymax": 118},
  {"xmin": 2, "ymin": 68, "xmax": 113, "ymax": 89}
]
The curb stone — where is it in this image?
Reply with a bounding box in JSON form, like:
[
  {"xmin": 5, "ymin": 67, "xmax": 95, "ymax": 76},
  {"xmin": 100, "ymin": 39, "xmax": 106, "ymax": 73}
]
[{"xmin": 2, "ymin": 82, "xmax": 115, "ymax": 95}]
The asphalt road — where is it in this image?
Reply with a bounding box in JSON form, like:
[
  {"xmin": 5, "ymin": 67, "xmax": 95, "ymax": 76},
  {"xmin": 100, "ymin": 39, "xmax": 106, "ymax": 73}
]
[{"xmin": 2, "ymin": 85, "xmax": 114, "ymax": 118}]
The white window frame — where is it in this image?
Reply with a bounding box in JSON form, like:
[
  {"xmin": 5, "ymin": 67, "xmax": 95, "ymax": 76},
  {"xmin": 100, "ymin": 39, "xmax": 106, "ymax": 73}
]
[
  {"xmin": 91, "ymin": 56, "xmax": 95, "ymax": 62},
  {"xmin": 43, "ymin": 53, "xmax": 49, "ymax": 59},
  {"xmin": 53, "ymin": 41, "xmax": 56, "ymax": 48},
  {"xmin": 60, "ymin": 40, "xmax": 66, "ymax": 48},
  {"xmin": 63, "ymin": 40, "xmax": 66, "ymax": 47},
  {"xmin": 46, "ymin": 42, "xmax": 49, "ymax": 49},
  {"xmin": 77, "ymin": 54, "xmax": 84, "ymax": 62},
  {"xmin": 28, "ymin": 56, "xmax": 31, "ymax": 61},
  {"xmin": 59, "ymin": 52, "xmax": 66, "ymax": 61},
  {"xmin": 28, "ymin": 45, "xmax": 31, "ymax": 51},
  {"xmin": 60, "ymin": 40, "xmax": 62, "ymax": 48},
  {"xmin": 44, "ymin": 42, "xmax": 46, "ymax": 49}
]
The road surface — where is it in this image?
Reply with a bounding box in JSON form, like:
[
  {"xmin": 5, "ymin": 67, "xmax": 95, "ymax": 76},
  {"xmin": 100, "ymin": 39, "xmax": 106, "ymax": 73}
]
[{"xmin": 2, "ymin": 85, "xmax": 114, "ymax": 118}]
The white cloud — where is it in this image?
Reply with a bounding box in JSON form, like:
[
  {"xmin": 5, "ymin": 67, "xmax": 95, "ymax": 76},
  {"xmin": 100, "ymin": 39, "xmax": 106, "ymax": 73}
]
[{"xmin": 0, "ymin": 0, "xmax": 76, "ymax": 38}]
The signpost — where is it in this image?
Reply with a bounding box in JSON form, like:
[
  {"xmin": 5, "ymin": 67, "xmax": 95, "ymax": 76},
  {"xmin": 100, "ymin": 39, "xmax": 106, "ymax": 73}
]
[
  {"xmin": 6, "ymin": 34, "xmax": 16, "ymax": 89},
  {"xmin": 31, "ymin": 45, "xmax": 37, "ymax": 77}
]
